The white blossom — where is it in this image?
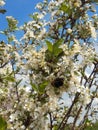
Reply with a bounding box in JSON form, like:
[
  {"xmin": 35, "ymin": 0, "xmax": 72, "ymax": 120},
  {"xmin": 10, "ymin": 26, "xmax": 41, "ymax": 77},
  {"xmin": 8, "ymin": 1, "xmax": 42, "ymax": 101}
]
[
  {"xmin": 0, "ymin": 0, "xmax": 5, "ymax": 6},
  {"xmin": 67, "ymin": 28, "xmax": 72, "ymax": 34}
]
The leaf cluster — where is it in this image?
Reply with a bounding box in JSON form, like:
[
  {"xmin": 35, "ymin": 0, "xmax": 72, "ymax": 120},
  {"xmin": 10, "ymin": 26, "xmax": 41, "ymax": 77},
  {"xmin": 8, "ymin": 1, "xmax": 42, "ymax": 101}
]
[{"xmin": 45, "ymin": 39, "xmax": 64, "ymax": 63}]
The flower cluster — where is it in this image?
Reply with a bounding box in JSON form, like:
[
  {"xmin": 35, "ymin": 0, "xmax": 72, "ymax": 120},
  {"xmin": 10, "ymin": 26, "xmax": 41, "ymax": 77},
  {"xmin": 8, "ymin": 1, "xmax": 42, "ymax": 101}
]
[{"xmin": 0, "ymin": 0, "xmax": 98, "ymax": 130}]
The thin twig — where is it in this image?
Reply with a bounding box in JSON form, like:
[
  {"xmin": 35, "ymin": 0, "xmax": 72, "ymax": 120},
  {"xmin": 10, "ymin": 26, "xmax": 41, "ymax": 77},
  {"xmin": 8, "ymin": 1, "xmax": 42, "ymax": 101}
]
[
  {"xmin": 72, "ymin": 105, "xmax": 82, "ymax": 130},
  {"xmin": 57, "ymin": 92, "xmax": 80, "ymax": 130},
  {"xmin": 0, "ymin": 61, "xmax": 9, "ymax": 68},
  {"xmin": 49, "ymin": 112, "xmax": 53, "ymax": 130}
]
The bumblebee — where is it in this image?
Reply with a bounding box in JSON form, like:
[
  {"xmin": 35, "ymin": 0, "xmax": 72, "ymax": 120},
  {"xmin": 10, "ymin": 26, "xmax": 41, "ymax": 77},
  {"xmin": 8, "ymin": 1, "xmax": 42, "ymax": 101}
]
[{"xmin": 51, "ymin": 77, "xmax": 64, "ymax": 88}]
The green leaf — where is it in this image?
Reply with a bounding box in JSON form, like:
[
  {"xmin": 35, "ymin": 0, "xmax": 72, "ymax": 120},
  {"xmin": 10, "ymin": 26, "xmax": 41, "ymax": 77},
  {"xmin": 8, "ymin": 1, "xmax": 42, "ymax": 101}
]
[
  {"xmin": 45, "ymin": 39, "xmax": 64, "ymax": 62},
  {"xmin": 84, "ymin": 121, "xmax": 98, "ymax": 130},
  {"xmin": 53, "ymin": 39, "xmax": 63, "ymax": 57},
  {"xmin": 46, "ymin": 40, "xmax": 53, "ymax": 52},
  {"xmin": 54, "ymin": 48, "xmax": 63, "ymax": 57},
  {"xmin": 74, "ymin": 71, "xmax": 80, "ymax": 76},
  {"xmin": 8, "ymin": 36, "xmax": 14, "ymax": 42},
  {"xmin": 29, "ymin": 13, "xmax": 38, "ymax": 21},
  {"xmin": 45, "ymin": 49, "xmax": 53, "ymax": 62},
  {"xmin": 60, "ymin": 3, "xmax": 71, "ymax": 14},
  {"xmin": 0, "ymin": 116, "xmax": 7, "ymax": 130},
  {"xmin": 5, "ymin": 76, "xmax": 15, "ymax": 82},
  {"xmin": 30, "ymin": 82, "xmax": 38, "ymax": 92},
  {"xmin": 31, "ymin": 81, "xmax": 48, "ymax": 94},
  {"xmin": 53, "ymin": 39, "xmax": 63, "ymax": 49},
  {"xmin": 39, "ymin": 81, "xmax": 48, "ymax": 94},
  {"xmin": 53, "ymin": 125, "xmax": 58, "ymax": 130},
  {"xmin": 6, "ymin": 17, "xmax": 18, "ymax": 32}
]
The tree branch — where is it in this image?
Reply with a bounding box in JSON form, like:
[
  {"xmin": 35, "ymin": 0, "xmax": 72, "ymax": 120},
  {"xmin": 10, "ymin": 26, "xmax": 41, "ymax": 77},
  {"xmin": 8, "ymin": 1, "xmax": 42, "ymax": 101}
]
[{"xmin": 57, "ymin": 92, "xmax": 80, "ymax": 130}]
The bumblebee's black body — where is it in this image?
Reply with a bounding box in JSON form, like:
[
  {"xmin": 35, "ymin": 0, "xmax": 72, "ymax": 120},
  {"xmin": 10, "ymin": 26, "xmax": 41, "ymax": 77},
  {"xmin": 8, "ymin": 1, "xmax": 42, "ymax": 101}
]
[{"xmin": 51, "ymin": 78, "xmax": 64, "ymax": 88}]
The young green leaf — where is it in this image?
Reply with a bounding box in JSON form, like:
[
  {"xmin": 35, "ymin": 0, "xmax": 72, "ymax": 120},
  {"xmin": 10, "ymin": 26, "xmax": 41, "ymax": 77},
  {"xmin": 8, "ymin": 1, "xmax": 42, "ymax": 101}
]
[
  {"xmin": 46, "ymin": 40, "xmax": 53, "ymax": 52},
  {"xmin": 30, "ymin": 82, "xmax": 38, "ymax": 92},
  {"xmin": 5, "ymin": 76, "xmax": 15, "ymax": 82},
  {"xmin": 39, "ymin": 81, "xmax": 48, "ymax": 94},
  {"xmin": 0, "ymin": 116, "xmax": 7, "ymax": 130},
  {"xmin": 53, "ymin": 39, "xmax": 63, "ymax": 49},
  {"xmin": 60, "ymin": 3, "xmax": 71, "ymax": 15},
  {"xmin": 54, "ymin": 48, "xmax": 63, "ymax": 57},
  {"xmin": 53, "ymin": 39, "xmax": 63, "ymax": 57}
]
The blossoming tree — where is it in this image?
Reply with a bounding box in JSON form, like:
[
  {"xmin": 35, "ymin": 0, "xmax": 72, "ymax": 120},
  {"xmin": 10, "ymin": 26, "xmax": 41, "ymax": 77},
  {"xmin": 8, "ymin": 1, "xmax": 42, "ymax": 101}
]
[{"xmin": 0, "ymin": 0, "xmax": 98, "ymax": 130}]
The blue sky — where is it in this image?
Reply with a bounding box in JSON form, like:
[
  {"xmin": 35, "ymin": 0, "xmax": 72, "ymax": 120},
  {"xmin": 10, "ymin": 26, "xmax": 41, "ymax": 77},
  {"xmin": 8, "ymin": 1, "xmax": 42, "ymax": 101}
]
[
  {"xmin": 0, "ymin": 0, "xmax": 98, "ymax": 41},
  {"xmin": 0, "ymin": 0, "xmax": 43, "ymax": 40}
]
